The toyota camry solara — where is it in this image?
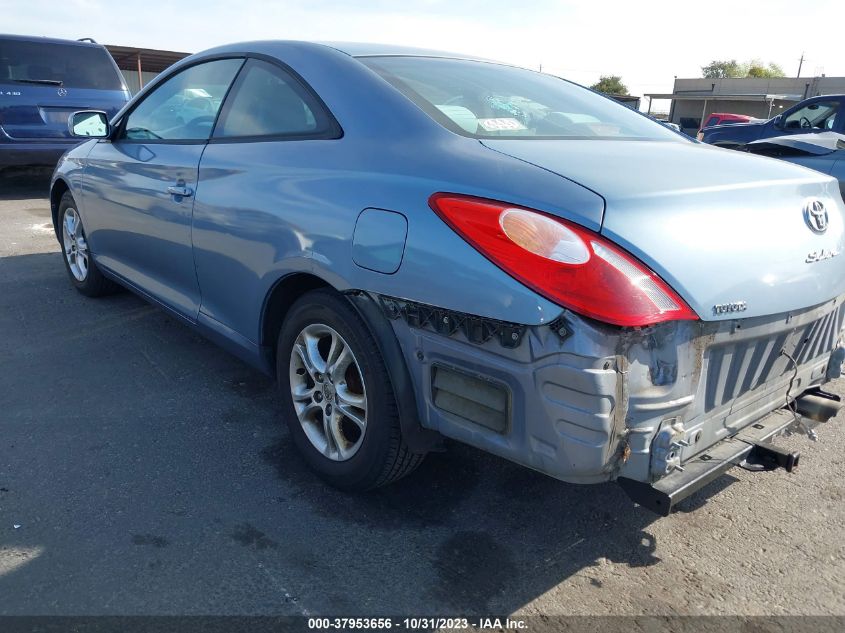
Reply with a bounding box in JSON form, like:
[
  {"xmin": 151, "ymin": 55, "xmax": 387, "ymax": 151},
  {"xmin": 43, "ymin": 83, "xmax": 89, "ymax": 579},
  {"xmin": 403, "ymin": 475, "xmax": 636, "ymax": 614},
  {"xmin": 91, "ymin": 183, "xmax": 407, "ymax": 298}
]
[{"xmin": 50, "ymin": 41, "xmax": 845, "ymax": 515}]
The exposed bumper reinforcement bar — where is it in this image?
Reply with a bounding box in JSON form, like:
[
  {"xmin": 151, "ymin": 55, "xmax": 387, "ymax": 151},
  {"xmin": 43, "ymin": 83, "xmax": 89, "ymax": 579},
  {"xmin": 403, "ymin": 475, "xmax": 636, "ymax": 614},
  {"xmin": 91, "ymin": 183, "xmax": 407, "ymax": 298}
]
[{"xmin": 618, "ymin": 399, "xmax": 836, "ymax": 516}]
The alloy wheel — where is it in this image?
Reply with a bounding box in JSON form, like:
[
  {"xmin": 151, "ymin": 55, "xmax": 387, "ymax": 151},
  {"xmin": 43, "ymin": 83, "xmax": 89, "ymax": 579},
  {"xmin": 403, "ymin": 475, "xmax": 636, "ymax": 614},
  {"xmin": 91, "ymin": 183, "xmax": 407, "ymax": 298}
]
[
  {"xmin": 288, "ymin": 323, "xmax": 368, "ymax": 461},
  {"xmin": 62, "ymin": 207, "xmax": 89, "ymax": 282}
]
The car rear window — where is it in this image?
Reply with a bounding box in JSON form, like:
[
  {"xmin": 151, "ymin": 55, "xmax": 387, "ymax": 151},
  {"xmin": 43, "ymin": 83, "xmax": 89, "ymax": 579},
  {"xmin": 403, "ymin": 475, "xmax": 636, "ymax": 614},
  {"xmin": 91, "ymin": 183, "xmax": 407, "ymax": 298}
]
[
  {"xmin": 0, "ymin": 40, "xmax": 123, "ymax": 90},
  {"xmin": 360, "ymin": 56, "xmax": 680, "ymax": 141}
]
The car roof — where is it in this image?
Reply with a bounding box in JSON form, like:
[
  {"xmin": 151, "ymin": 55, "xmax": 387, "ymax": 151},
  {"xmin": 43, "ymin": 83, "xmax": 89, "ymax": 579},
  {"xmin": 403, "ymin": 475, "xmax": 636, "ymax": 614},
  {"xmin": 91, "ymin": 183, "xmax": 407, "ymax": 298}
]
[
  {"xmin": 319, "ymin": 41, "xmax": 487, "ymax": 61},
  {"xmin": 0, "ymin": 33, "xmax": 104, "ymax": 48},
  {"xmin": 199, "ymin": 40, "xmax": 493, "ymax": 65}
]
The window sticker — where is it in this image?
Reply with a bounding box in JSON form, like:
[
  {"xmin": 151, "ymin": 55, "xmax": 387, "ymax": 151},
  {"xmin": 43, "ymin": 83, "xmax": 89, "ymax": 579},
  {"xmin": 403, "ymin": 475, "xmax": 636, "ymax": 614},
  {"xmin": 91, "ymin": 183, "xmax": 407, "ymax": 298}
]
[{"xmin": 477, "ymin": 118, "xmax": 527, "ymax": 131}]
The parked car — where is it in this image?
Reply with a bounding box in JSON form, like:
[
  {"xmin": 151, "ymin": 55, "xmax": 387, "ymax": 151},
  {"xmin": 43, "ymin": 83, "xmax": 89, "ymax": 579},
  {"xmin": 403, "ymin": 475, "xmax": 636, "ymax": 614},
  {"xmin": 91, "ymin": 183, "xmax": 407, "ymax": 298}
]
[
  {"xmin": 745, "ymin": 132, "xmax": 845, "ymax": 199},
  {"xmin": 0, "ymin": 34, "xmax": 129, "ymax": 168},
  {"xmin": 51, "ymin": 41, "xmax": 845, "ymax": 515},
  {"xmin": 695, "ymin": 112, "xmax": 759, "ymax": 139},
  {"xmin": 650, "ymin": 117, "xmax": 682, "ymax": 133},
  {"xmin": 701, "ymin": 94, "xmax": 845, "ymax": 148}
]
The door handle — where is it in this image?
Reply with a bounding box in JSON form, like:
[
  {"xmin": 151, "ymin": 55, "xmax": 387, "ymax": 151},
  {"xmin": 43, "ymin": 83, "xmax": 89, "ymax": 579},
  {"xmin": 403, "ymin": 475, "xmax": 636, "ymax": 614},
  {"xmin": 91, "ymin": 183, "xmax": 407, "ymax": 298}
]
[{"xmin": 167, "ymin": 185, "xmax": 193, "ymax": 197}]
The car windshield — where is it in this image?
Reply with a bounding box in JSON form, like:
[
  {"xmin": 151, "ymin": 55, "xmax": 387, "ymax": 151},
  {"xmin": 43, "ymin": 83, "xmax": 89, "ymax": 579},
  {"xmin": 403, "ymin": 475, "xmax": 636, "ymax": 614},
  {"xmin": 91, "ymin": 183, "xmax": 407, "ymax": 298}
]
[
  {"xmin": 361, "ymin": 56, "xmax": 680, "ymax": 141},
  {"xmin": 0, "ymin": 40, "xmax": 123, "ymax": 90}
]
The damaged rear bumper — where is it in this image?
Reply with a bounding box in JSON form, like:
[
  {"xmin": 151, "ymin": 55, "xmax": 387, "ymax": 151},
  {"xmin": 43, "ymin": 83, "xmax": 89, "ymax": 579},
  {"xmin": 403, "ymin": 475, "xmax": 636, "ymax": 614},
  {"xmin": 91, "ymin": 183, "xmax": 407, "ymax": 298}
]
[{"xmin": 376, "ymin": 291, "xmax": 845, "ymax": 509}]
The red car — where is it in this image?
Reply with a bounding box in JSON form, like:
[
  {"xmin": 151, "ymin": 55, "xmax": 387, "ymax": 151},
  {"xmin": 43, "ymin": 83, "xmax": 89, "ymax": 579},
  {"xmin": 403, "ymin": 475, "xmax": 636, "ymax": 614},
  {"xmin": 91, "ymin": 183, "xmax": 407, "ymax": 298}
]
[{"xmin": 697, "ymin": 112, "xmax": 760, "ymax": 139}]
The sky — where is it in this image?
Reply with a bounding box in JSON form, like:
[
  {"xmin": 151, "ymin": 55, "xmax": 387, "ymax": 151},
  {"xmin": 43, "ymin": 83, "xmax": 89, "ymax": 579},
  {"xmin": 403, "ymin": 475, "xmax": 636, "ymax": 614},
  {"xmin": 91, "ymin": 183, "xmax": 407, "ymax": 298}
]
[{"xmin": 4, "ymin": 0, "xmax": 845, "ymax": 112}]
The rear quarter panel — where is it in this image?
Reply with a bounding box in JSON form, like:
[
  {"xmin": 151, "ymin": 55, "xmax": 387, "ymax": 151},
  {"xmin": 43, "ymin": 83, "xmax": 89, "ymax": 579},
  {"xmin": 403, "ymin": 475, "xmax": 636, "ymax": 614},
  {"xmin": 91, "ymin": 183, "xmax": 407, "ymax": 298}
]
[{"xmin": 192, "ymin": 132, "xmax": 602, "ymax": 345}]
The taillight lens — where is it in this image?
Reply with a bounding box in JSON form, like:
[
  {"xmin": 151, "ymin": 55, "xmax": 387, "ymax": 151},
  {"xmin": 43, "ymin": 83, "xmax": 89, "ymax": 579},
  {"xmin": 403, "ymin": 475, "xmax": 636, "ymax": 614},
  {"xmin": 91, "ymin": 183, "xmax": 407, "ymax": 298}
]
[{"xmin": 429, "ymin": 193, "xmax": 698, "ymax": 327}]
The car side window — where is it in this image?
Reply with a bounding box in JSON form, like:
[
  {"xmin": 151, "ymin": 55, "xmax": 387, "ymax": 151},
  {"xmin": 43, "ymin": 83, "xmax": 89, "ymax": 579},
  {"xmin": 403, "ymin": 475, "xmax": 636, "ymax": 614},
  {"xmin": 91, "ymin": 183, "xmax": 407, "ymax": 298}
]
[
  {"xmin": 121, "ymin": 58, "xmax": 243, "ymax": 141},
  {"xmin": 213, "ymin": 59, "xmax": 333, "ymax": 139},
  {"xmin": 783, "ymin": 101, "xmax": 839, "ymax": 131}
]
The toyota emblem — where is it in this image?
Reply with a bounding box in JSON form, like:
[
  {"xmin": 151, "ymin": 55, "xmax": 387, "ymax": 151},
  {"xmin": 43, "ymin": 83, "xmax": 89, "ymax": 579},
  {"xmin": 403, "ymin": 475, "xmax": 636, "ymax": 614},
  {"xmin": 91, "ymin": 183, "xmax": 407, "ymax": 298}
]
[{"xmin": 804, "ymin": 199, "xmax": 828, "ymax": 234}]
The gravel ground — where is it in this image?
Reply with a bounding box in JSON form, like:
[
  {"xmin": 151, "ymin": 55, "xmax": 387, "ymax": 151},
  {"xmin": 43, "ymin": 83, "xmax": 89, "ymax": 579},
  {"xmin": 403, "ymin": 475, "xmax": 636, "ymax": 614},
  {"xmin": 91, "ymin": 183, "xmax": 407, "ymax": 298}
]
[{"xmin": 0, "ymin": 167, "xmax": 843, "ymax": 617}]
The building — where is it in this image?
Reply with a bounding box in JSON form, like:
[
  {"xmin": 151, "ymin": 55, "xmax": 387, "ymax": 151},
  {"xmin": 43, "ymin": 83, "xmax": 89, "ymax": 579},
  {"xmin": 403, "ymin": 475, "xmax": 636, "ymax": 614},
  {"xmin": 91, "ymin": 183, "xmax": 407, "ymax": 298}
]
[
  {"xmin": 606, "ymin": 94, "xmax": 641, "ymax": 110},
  {"xmin": 646, "ymin": 75, "xmax": 845, "ymax": 136},
  {"xmin": 105, "ymin": 45, "xmax": 189, "ymax": 94}
]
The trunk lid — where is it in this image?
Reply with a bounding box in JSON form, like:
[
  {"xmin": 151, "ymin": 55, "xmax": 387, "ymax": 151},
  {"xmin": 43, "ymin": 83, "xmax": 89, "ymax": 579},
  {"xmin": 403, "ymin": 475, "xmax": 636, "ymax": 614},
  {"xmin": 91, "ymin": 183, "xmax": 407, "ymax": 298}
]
[
  {"xmin": 0, "ymin": 84, "xmax": 126, "ymax": 140},
  {"xmin": 482, "ymin": 139, "xmax": 845, "ymax": 321}
]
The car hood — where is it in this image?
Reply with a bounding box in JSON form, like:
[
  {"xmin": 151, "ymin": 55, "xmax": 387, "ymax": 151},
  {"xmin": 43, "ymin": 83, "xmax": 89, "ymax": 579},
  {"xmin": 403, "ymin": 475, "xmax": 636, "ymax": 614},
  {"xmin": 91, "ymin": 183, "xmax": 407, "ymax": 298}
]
[{"xmin": 482, "ymin": 139, "xmax": 845, "ymax": 321}]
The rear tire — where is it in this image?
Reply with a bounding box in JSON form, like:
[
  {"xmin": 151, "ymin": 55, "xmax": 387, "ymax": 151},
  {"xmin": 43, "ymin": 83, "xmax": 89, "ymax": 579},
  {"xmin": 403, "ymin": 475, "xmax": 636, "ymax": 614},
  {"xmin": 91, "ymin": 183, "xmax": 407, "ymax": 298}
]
[
  {"xmin": 58, "ymin": 192, "xmax": 118, "ymax": 297},
  {"xmin": 277, "ymin": 289, "xmax": 424, "ymax": 490}
]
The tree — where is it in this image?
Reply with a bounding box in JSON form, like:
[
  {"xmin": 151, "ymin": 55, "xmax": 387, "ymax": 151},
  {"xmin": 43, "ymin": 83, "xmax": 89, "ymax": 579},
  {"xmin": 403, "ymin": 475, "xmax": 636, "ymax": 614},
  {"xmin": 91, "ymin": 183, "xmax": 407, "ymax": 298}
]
[
  {"xmin": 746, "ymin": 60, "xmax": 786, "ymax": 78},
  {"xmin": 701, "ymin": 59, "xmax": 786, "ymax": 79},
  {"xmin": 590, "ymin": 75, "xmax": 628, "ymax": 95},
  {"xmin": 701, "ymin": 59, "xmax": 744, "ymax": 78}
]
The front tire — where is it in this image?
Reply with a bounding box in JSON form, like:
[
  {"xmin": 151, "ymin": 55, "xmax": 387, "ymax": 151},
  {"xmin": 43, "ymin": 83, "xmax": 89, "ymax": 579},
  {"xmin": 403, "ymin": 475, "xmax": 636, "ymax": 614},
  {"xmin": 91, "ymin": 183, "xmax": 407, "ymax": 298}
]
[
  {"xmin": 277, "ymin": 289, "xmax": 424, "ymax": 490},
  {"xmin": 58, "ymin": 192, "xmax": 117, "ymax": 297}
]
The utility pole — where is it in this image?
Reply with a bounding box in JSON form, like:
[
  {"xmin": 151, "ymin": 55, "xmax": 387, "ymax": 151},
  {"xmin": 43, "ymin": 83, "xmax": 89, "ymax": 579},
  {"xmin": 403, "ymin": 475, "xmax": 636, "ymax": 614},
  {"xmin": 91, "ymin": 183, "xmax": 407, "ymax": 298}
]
[{"xmin": 797, "ymin": 52, "xmax": 804, "ymax": 78}]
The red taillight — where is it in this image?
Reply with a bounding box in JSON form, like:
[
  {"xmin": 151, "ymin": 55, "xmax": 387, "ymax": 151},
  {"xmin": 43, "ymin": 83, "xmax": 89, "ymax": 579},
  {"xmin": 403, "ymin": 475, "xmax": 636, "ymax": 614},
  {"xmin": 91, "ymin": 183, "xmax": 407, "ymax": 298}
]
[{"xmin": 429, "ymin": 193, "xmax": 699, "ymax": 327}]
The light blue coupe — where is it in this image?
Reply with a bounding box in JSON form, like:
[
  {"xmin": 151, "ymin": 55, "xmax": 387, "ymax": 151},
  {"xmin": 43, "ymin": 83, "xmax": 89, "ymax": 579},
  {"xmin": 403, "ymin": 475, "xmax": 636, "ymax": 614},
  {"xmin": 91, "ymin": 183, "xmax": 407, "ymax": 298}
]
[{"xmin": 51, "ymin": 41, "xmax": 845, "ymax": 514}]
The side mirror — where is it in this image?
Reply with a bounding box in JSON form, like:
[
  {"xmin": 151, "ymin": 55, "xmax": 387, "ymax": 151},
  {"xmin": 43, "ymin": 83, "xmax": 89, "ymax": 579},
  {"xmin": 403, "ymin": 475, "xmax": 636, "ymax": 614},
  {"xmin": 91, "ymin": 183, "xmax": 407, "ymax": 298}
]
[
  {"xmin": 772, "ymin": 114, "xmax": 783, "ymax": 129},
  {"xmin": 68, "ymin": 110, "xmax": 110, "ymax": 138}
]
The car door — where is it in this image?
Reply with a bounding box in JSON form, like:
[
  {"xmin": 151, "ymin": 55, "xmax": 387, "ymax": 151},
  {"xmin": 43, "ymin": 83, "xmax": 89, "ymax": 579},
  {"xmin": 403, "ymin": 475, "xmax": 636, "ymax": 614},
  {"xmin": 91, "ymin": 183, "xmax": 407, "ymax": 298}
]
[
  {"xmin": 81, "ymin": 57, "xmax": 243, "ymax": 320},
  {"xmin": 191, "ymin": 57, "xmax": 342, "ymax": 342}
]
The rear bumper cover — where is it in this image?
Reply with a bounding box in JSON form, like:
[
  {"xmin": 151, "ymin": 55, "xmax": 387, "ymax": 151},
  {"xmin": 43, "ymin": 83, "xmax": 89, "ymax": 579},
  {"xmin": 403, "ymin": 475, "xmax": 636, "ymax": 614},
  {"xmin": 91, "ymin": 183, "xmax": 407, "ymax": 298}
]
[
  {"xmin": 378, "ymin": 292, "xmax": 844, "ymax": 495},
  {"xmin": 0, "ymin": 141, "xmax": 78, "ymax": 167}
]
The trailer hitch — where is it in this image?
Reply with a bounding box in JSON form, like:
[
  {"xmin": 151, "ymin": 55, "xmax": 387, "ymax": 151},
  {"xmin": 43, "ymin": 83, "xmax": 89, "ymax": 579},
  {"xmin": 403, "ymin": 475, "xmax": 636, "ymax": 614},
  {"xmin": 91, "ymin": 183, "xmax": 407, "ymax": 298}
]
[
  {"xmin": 740, "ymin": 442, "xmax": 800, "ymax": 473},
  {"xmin": 620, "ymin": 384, "xmax": 841, "ymax": 516},
  {"xmin": 618, "ymin": 408, "xmax": 805, "ymax": 516}
]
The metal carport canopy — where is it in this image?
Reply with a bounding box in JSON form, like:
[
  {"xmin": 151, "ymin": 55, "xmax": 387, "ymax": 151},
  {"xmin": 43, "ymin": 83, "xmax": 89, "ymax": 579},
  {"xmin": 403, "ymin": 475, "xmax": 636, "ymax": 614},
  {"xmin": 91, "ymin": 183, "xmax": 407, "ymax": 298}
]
[
  {"xmin": 644, "ymin": 92, "xmax": 804, "ymax": 119},
  {"xmin": 105, "ymin": 45, "xmax": 190, "ymax": 89},
  {"xmin": 644, "ymin": 93, "xmax": 804, "ymax": 101}
]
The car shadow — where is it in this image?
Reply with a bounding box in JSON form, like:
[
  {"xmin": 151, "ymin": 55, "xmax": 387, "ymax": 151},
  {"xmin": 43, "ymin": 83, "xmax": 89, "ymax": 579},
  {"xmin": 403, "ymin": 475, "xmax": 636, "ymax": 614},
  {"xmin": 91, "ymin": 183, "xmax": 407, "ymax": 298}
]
[
  {"xmin": 0, "ymin": 250, "xmax": 732, "ymax": 616},
  {"xmin": 0, "ymin": 167, "xmax": 54, "ymax": 201}
]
